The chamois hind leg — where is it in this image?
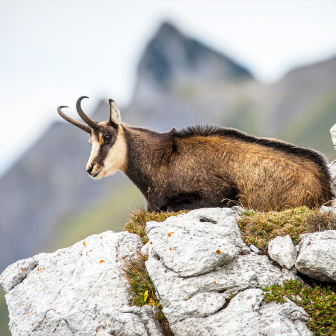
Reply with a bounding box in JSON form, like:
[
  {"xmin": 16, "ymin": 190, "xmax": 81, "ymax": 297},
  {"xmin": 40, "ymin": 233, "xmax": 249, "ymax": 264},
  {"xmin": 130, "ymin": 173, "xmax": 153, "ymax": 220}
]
[{"xmin": 167, "ymin": 202, "xmax": 203, "ymax": 212}]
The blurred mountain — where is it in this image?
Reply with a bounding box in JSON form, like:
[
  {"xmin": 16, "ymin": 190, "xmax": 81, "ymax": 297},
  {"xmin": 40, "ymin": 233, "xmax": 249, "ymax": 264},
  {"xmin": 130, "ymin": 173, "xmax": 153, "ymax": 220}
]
[
  {"xmin": 126, "ymin": 22, "xmax": 262, "ymax": 133},
  {"xmin": 132, "ymin": 22, "xmax": 252, "ymax": 103},
  {"xmin": 1, "ymin": 21, "xmax": 336, "ymax": 334},
  {"xmin": 267, "ymin": 56, "xmax": 336, "ymax": 157}
]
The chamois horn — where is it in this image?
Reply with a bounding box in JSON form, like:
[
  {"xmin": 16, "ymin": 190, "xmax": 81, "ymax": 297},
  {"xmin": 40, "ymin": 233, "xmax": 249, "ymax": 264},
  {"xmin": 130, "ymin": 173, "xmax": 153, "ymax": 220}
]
[
  {"xmin": 57, "ymin": 106, "xmax": 91, "ymax": 134},
  {"xmin": 76, "ymin": 96, "xmax": 99, "ymax": 130}
]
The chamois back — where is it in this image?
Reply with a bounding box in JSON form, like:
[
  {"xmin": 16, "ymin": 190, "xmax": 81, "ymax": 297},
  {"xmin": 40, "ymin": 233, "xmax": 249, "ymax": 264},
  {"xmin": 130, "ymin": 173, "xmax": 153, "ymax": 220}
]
[{"xmin": 169, "ymin": 125, "xmax": 333, "ymax": 211}]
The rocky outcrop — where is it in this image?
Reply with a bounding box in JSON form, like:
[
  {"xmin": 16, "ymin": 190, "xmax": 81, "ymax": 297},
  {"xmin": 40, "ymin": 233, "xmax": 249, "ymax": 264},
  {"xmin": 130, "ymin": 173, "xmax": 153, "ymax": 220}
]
[
  {"xmin": 144, "ymin": 208, "xmax": 310, "ymax": 335},
  {"xmin": 0, "ymin": 231, "xmax": 163, "ymax": 336},
  {"xmin": 4, "ymin": 207, "xmax": 336, "ymax": 335}
]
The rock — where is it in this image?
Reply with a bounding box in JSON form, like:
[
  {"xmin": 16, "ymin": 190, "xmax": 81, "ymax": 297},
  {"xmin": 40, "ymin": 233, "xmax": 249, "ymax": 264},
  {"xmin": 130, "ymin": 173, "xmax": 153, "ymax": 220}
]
[
  {"xmin": 250, "ymin": 244, "xmax": 260, "ymax": 254},
  {"xmin": 145, "ymin": 208, "xmax": 302, "ymax": 332},
  {"xmin": 0, "ymin": 231, "xmax": 163, "ymax": 336},
  {"xmin": 170, "ymin": 289, "xmax": 312, "ymax": 336},
  {"xmin": 146, "ymin": 207, "xmax": 249, "ymax": 277},
  {"xmin": 146, "ymin": 250, "xmax": 298, "ymax": 325},
  {"xmin": 295, "ymin": 230, "xmax": 336, "ymax": 281},
  {"xmin": 320, "ymin": 205, "xmax": 335, "ymax": 214},
  {"xmin": 230, "ymin": 205, "xmax": 245, "ymax": 216},
  {"xmin": 268, "ymin": 235, "xmax": 297, "ymax": 269},
  {"xmin": 329, "ymin": 160, "xmax": 336, "ymax": 196},
  {"xmin": 330, "ymin": 124, "xmax": 336, "ymax": 149}
]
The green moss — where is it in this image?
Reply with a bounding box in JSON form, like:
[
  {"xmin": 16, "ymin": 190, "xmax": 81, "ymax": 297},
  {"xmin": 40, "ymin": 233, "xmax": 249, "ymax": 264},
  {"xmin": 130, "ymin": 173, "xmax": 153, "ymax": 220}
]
[
  {"xmin": 238, "ymin": 206, "xmax": 336, "ymax": 250},
  {"xmin": 262, "ymin": 280, "xmax": 336, "ymax": 335}
]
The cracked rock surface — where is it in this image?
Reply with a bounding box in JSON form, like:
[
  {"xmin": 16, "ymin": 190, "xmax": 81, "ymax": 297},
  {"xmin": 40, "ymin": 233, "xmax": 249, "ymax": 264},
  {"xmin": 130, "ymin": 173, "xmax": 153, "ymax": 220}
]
[
  {"xmin": 146, "ymin": 208, "xmax": 249, "ymax": 277},
  {"xmin": 171, "ymin": 288, "xmax": 312, "ymax": 336},
  {"xmin": 145, "ymin": 208, "xmax": 310, "ymax": 335},
  {"xmin": 295, "ymin": 230, "xmax": 336, "ymax": 282},
  {"xmin": 0, "ymin": 231, "xmax": 163, "ymax": 336}
]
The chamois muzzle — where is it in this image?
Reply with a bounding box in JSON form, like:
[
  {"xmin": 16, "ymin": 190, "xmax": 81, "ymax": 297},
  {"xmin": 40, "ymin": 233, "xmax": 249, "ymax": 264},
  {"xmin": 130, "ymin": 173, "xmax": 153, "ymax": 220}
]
[
  {"xmin": 57, "ymin": 106, "xmax": 91, "ymax": 134},
  {"xmin": 86, "ymin": 163, "xmax": 102, "ymax": 178}
]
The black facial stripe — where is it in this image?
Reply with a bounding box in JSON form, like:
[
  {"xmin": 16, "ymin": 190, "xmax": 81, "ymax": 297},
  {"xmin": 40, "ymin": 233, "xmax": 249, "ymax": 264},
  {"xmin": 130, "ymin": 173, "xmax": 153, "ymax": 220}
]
[
  {"xmin": 92, "ymin": 128, "xmax": 118, "ymax": 165},
  {"xmin": 96, "ymin": 138, "xmax": 115, "ymax": 165}
]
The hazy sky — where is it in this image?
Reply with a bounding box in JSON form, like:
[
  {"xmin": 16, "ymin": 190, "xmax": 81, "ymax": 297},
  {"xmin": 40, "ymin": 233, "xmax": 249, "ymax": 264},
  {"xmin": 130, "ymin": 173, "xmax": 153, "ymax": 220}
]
[{"xmin": 1, "ymin": 1, "xmax": 336, "ymax": 176}]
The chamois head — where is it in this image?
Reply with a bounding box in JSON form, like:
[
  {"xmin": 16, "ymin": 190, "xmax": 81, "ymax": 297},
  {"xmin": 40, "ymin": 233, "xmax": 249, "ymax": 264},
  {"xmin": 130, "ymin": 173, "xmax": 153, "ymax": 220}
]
[{"xmin": 58, "ymin": 96, "xmax": 126, "ymax": 179}]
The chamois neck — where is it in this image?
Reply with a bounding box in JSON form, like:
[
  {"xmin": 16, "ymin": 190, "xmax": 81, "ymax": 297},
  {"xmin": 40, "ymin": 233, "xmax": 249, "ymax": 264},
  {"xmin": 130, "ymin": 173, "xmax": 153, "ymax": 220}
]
[{"xmin": 122, "ymin": 125, "xmax": 173, "ymax": 196}]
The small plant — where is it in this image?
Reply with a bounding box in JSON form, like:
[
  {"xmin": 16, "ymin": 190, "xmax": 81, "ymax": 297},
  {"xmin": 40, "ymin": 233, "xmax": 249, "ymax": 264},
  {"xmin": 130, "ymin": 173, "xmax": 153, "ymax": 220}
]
[
  {"xmin": 238, "ymin": 206, "xmax": 336, "ymax": 250},
  {"xmin": 263, "ymin": 280, "xmax": 336, "ymax": 335},
  {"xmin": 122, "ymin": 207, "xmax": 188, "ymax": 335},
  {"xmin": 122, "ymin": 253, "xmax": 173, "ymax": 335}
]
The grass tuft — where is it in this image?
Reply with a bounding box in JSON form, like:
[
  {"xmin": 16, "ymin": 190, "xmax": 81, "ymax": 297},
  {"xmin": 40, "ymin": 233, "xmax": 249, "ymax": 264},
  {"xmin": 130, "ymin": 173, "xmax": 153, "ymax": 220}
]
[
  {"xmin": 238, "ymin": 206, "xmax": 336, "ymax": 250},
  {"xmin": 263, "ymin": 280, "xmax": 336, "ymax": 335},
  {"xmin": 122, "ymin": 253, "xmax": 174, "ymax": 335},
  {"xmin": 122, "ymin": 207, "xmax": 188, "ymax": 335}
]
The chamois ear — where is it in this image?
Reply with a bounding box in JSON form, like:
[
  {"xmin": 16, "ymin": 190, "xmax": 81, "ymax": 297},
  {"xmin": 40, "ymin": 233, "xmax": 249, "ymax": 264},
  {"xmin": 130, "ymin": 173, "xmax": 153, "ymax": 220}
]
[{"xmin": 109, "ymin": 99, "xmax": 121, "ymax": 126}]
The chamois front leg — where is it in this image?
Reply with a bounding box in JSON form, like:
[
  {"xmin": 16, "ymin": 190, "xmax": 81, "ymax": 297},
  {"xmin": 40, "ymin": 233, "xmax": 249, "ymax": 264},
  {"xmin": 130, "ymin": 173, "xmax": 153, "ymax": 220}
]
[{"xmin": 146, "ymin": 192, "xmax": 169, "ymax": 212}]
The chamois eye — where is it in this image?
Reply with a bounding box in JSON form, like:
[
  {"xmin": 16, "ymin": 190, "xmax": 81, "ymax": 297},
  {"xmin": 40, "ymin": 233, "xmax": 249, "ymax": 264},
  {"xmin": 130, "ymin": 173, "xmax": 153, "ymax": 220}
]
[{"xmin": 104, "ymin": 134, "xmax": 112, "ymax": 141}]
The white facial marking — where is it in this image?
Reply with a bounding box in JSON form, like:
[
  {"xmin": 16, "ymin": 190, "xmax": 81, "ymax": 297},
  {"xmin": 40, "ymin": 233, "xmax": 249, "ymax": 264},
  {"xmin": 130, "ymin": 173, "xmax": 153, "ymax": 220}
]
[
  {"xmin": 102, "ymin": 125, "xmax": 127, "ymax": 176},
  {"xmin": 86, "ymin": 133, "xmax": 100, "ymax": 172}
]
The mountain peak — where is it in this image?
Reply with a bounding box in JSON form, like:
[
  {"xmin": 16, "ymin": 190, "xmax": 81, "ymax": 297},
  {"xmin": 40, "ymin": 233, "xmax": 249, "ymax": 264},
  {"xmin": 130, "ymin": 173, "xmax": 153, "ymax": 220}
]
[
  {"xmin": 156, "ymin": 21, "xmax": 182, "ymax": 38},
  {"xmin": 135, "ymin": 22, "xmax": 253, "ymax": 91}
]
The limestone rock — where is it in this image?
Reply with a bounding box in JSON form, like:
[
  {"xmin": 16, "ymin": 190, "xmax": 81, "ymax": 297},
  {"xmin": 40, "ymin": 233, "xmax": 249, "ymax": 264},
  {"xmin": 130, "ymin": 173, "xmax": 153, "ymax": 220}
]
[
  {"xmin": 0, "ymin": 231, "xmax": 163, "ymax": 336},
  {"xmin": 146, "ymin": 250, "xmax": 298, "ymax": 325},
  {"xmin": 320, "ymin": 205, "xmax": 336, "ymax": 214},
  {"xmin": 145, "ymin": 208, "xmax": 301, "ymax": 332},
  {"xmin": 170, "ymin": 289, "xmax": 312, "ymax": 336},
  {"xmin": 330, "ymin": 124, "xmax": 336, "ymax": 149},
  {"xmin": 329, "ymin": 159, "xmax": 336, "ymax": 195},
  {"xmin": 268, "ymin": 235, "xmax": 297, "ymax": 269},
  {"xmin": 250, "ymin": 244, "xmax": 260, "ymax": 254},
  {"xmin": 295, "ymin": 230, "xmax": 336, "ymax": 281},
  {"xmin": 146, "ymin": 207, "xmax": 249, "ymax": 277}
]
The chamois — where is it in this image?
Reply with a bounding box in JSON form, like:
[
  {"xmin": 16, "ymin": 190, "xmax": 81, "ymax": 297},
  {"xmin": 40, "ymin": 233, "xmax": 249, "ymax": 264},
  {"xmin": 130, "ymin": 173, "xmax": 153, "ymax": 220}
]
[{"xmin": 58, "ymin": 96, "xmax": 334, "ymax": 212}]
